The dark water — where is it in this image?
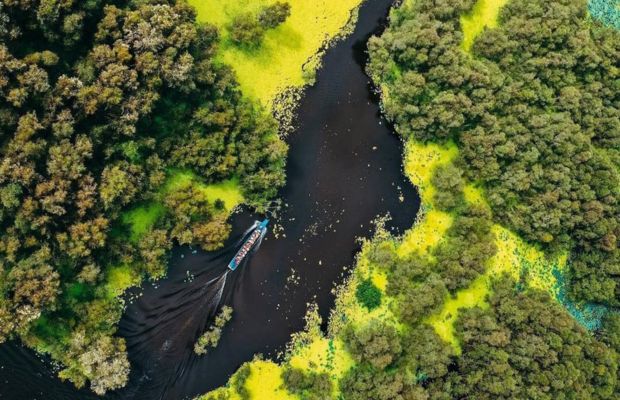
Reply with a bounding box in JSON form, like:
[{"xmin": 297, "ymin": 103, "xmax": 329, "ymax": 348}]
[{"xmin": 0, "ymin": 0, "xmax": 419, "ymax": 398}]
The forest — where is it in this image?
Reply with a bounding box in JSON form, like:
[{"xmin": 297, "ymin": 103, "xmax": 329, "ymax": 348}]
[
  {"xmin": 0, "ymin": 0, "xmax": 286, "ymax": 394},
  {"xmin": 351, "ymin": 0, "xmax": 620, "ymax": 397},
  {"xmin": 1, "ymin": 0, "xmax": 619, "ymax": 398},
  {"xmin": 369, "ymin": 0, "xmax": 619, "ymax": 305}
]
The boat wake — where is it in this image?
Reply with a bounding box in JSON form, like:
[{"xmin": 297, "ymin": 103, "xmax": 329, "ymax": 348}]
[{"xmin": 114, "ymin": 221, "xmax": 267, "ymax": 400}]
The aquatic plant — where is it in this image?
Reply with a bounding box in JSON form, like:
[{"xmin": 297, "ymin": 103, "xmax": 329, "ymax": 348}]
[{"xmin": 589, "ymin": 0, "xmax": 620, "ymax": 29}]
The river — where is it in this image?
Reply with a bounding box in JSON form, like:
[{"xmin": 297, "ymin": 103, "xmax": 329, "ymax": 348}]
[{"xmin": 0, "ymin": 0, "xmax": 419, "ymax": 398}]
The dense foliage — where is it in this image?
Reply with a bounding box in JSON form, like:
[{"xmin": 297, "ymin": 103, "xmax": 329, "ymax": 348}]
[
  {"xmin": 0, "ymin": 0, "xmax": 285, "ymax": 394},
  {"xmin": 369, "ymin": 0, "xmax": 620, "ymax": 305},
  {"xmin": 342, "ymin": 272, "xmax": 619, "ymax": 399},
  {"xmin": 282, "ymin": 366, "xmax": 333, "ymax": 400},
  {"xmin": 447, "ymin": 278, "xmax": 617, "ymax": 399},
  {"xmin": 338, "ymin": 0, "xmax": 620, "ymax": 398}
]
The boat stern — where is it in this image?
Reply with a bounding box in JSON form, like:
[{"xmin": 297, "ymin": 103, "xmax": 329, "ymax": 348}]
[{"xmin": 228, "ymin": 259, "xmax": 239, "ymax": 271}]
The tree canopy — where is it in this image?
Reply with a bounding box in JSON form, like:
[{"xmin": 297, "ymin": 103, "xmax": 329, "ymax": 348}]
[
  {"xmin": 0, "ymin": 0, "xmax": 286, "ymax": 394},
  {"xmin": 369, "ymin": 0, "xmax": 620, "ymax": 306},
  {"xmin": 356, "ymin": 0, "xmax": 620, "ymax": 398}
]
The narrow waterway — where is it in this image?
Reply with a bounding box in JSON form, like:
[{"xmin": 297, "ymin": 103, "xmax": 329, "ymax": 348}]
[{"xmin": 0, "ymin": 0, "xmax": 419, "ymax": 399}]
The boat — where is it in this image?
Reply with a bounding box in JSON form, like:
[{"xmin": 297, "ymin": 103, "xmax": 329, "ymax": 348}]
[{"xmin": 228, "ymin": 219, "xmax": 269, "ymax": 271}]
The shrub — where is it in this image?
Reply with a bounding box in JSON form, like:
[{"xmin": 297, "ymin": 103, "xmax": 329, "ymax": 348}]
[
  {"xmin": 259, "ymin": 2, "xmax": 291, "ymax": 29},
  {"xmin": 194, "ymin": 306, "xmax": 233, "ymax": 355},
  {"xmin": 282, "ymin": 366, "xmax": 332, "ymax": 399},
  {"xmin": 431, "ymin": 163, "xmax": 465, "ymax": 211},
  {"xmin": 343, "ymin": 319, "xmax": 402, "ymax": 369},
  {"xmin": 356, "ymin": 279, "xmax": 382, "ymax": 310},
  {"xmin": 229, "ymin": 13, "xmax": 265, "ymax": 47},
  {"xmin": 229, "ymin": 3, "xmax": 292, "ymax": 48}
]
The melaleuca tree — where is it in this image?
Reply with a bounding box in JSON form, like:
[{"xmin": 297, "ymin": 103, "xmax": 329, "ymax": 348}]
[
  {"xmin": 369, "ymin": 0, "xmax": 620, "ymax": 305},
  {"xmin": 0, "ymin": 0, "xmax": 286, "ymax": 393}
]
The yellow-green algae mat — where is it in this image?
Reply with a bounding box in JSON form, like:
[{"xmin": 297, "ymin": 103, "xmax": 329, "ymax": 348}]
[{"xmin": 189, "ymin": 0, "xmax": 363, "ymax": 111}]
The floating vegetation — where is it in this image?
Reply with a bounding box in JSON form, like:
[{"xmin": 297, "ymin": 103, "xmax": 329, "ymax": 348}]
[{"xmin": 189, "ymin": 0, "xmax": 363, "ymax": 130}]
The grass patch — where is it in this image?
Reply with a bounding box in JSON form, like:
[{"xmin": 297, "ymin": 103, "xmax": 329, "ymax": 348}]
[
  {"xmin": 104, "ymin": 264, "xmax": 141, "ymax": 299},
  {"xmin": 121, "ymin": 202, "xmax": 166, "ymax": 244},
  {"xmin": 201, "ymin": 178, "xmax": 245, "ymax": 211},
  {"xmin": 161, "ymin": 170, "xmax": 244, "ymax": 211},
  {"xmin": 189, "ymin": 0, "xmax": 363, "ymax": 108},
  {"xmin": 245, "ymin": 360, "xmax": 296, "ymax": 399},
  {"xmin": 461, "ymin": 0, "xmax": 510, "ymax": 52},
  {"xmin": 161, "ymin": 169, "xmax": 196, "ymax": 194},
  {"xmin": 463, "ymin": 184, "xmax": 486, "ymax": 205}
]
